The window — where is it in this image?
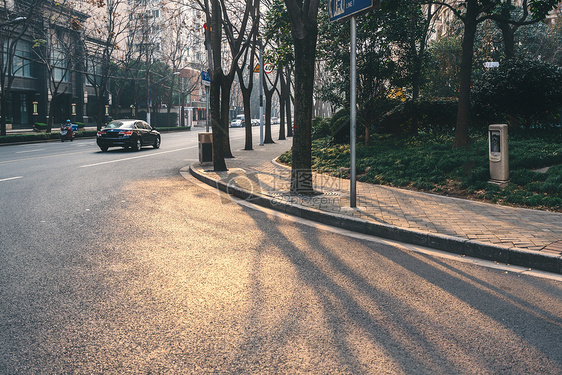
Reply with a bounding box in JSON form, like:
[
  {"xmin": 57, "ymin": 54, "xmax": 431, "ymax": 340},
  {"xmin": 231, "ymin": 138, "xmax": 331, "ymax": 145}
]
[
  {"xmin": 3, "ymin": 40, "xmax": 33, "ymax": 77},
  {"xmin": 13, "ymin": 40, "xmax": 33, "ymax": 77},
  {"xmin": 86, "ymin": 63, "xmax": 102, "ymax": 86},
  {"xmin": 51, "ymin": 43, "xmax": 69, "ymax": 82}
]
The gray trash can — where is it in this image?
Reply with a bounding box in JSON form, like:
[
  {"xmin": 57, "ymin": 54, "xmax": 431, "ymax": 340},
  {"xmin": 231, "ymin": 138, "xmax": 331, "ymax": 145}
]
[{"xmin": 198, "ymin": 132, "xmax": 213, "ymax": 163}]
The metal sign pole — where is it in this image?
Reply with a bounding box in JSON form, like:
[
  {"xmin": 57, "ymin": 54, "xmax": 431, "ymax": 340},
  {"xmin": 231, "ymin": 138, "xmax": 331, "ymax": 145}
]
[
  {"xmin": 329, "ymin": 0, "xmax": 378, "ymax": 207},
  {"xmin": 206, "ymin": 87, "xmax": 209, "ymax": 132},
  {"xmin": 259, "ymin": 40, "xmax": 264, "ymax": 146},
  {"xmin": 350, "ymin": 16, "xmax": 357, "ymax": 207}
]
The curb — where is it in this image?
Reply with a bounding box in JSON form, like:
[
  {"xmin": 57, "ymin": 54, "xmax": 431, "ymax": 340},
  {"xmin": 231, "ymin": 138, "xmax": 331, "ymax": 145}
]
[
  {"xmin": 189, "ymin": 164, "xmax": 562, "ymax": 275},
  {"xmin": 0, "ymin": 137, "xmax": 97, "ymax": 147}
]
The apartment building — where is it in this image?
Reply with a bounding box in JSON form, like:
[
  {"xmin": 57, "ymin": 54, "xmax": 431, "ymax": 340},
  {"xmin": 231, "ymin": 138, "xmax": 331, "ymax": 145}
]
[
  {"xmin": 0, "ymin": 0, "xmax": 208, "ymax": 129},
  {"xmin": 0, "ymin": 0, "xmax": 101, "ymax": 128}
]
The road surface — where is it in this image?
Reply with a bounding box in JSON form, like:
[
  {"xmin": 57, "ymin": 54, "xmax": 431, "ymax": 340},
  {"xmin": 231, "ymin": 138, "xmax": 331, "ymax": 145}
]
[{"xmin": 0, "ymin": 128, "xmax": 561, "ymax": 374}]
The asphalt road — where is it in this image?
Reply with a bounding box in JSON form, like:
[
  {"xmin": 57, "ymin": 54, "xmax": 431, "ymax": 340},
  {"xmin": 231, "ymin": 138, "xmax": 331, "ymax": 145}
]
[{"xmin": 0, "ymin": 128, "xmax": 561, "ymax": 374}]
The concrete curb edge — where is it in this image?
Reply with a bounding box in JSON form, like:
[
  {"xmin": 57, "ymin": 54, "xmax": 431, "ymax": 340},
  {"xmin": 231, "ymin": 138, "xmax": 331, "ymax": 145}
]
[{"xmin": 189, "ymin": 165, "xmax": 562, "ymax": 275}]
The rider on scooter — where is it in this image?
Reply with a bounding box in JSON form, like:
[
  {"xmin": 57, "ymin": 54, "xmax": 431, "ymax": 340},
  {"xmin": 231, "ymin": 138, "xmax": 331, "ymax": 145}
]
[{"xmin": 60, "ymin": 119, "xmax": 74, "ymax": 141}]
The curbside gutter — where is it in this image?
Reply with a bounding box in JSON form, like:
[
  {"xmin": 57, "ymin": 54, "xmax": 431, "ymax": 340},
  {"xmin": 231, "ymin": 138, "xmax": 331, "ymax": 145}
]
[{"xmin": 189, "ymin": 164, "xmax": 562, "ymax": 275}]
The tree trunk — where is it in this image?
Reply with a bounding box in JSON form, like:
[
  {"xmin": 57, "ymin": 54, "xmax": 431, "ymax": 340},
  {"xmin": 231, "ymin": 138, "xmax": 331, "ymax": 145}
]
[
  {"xmin": 210, "ymin": 0, "xmax": 227, "ymax": 171},
  {"xmin": 1, "ymin": 92, "xmax": 8, "ymax": 137},
  {"xmin": 97, "ymin": 95, "xmax": 107, "ymax": 130},
  {"xmin": 453, "ymin": 0, "xmax": 478, "ymax": 149},
  {"xmin": 236, "ymin": 59, "xmax": 254, "ymax": 150},
  {"xmin": 220, "ymin": 76, "xmax": 234, "ymax": 158},
  {"xmin": 263, "ymin": 70, "xmax": 278, "ymax": 144},
  {"xmin": 211, "ymin": 69, "xmax": 227, "ymax": 171},
  {"xmin": 285, "ymin": 68, "xmax": 293, "ymax": 137},
  {"xmin": 286, "ymin": 93, "xmax": 293, "ymax": 137},
  {"xmin": 166, "ymin": 77, "xmax": 175, "ymax": 127},
  {"xmin": 264, "ymin": 89, "xmax": 274, "ymax": 143},
  {"xmin": 243, "ymin": 90, "xmax": 253, "ymax": 150},
  {"xmin": 278, "ymin": 67, "xmax": 286, "ymax": 140},
  {"xmin": 290, "ymin": 30, "xmax": 318, "ymax": 194},
  {"xmin": 497, "ymin": 21, "xmax": 516, "ymax": 60},
  {"xmin": 48, "ymin": 94, "xmax": 58, "ymax": 132}
]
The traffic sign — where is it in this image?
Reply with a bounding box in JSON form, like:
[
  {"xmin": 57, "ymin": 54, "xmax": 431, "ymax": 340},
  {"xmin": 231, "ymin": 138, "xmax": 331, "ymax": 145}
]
[
  {"xmin": 264, "ymin": 63, "xmax": 274, "ymax": 74},
  {"xmin": 202, "ymin": 71, "xmax": 211, "ymax": 86},
  {"xmin": 329, "ymin": 0, "xmax": 379, "ymax": 22}
]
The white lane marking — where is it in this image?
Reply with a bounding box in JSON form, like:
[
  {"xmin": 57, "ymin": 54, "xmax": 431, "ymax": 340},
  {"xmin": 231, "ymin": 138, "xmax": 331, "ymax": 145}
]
[
  {"xmin": 80, "ymin": 146, "xmax": 197, "ymax": 168},
  {"xmin": 16, "ymin": 149, "xmax": 45, "ymax": 154},
  {"xmin": 0, "ymin": 176, "xmax": 23, "ymax": 182}
]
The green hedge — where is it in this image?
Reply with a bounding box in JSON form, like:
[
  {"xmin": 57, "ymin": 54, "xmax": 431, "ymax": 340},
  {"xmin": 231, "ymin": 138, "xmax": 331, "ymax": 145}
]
[
  {"xmin": 0, "ymin": 127, "xmax": 190, "ymax": 144},
  {"xmin": 377, "ymin": 98, "xmax": 458, "ymax": 135},
  {"xmin": 154, "ymin": 126, "xmax": 191, "ymax": 132},
  {"xmin": 0, "ymin": 131, "xmax": 97, "ymax": 144},
  {"xmin": 472, "ymin": 59, "xmax": 562, "ymax": 129},
  {"xmin": 151, "ymin": 112, "xmax": 178, "ymax": 127}
]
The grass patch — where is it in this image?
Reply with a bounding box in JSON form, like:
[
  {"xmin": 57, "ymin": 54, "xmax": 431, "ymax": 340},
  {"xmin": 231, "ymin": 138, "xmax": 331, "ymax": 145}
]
[{"xmin": 279, "ymin": 131, "xmax": 562, "ymax": 212}]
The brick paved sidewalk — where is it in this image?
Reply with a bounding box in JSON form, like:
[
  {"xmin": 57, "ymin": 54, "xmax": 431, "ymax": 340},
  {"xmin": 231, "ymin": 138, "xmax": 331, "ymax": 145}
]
[{"xmin": 189, "ymin": 137, "xmax": 562, "ymax": 273}]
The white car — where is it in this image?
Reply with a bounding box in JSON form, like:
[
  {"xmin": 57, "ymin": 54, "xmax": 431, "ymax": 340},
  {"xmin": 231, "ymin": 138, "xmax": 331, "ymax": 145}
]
[{"xmin": 230, "ymin": 114, "xmax": 245, "ymax": 127}]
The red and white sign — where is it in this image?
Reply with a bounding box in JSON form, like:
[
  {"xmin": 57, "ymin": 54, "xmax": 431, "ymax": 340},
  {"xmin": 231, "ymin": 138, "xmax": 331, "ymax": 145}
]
[{"xmin": 264, "ymin": 63, "xmax": 274, "ymax": 74}]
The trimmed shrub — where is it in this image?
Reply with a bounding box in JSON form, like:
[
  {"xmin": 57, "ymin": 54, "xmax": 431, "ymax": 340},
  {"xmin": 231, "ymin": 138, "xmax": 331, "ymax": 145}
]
[
  {"xmin": 311, "ymin": 117, "xmax": 332, "ymax": 140},
  {"xmin": 376, "ymin": 98, "xmax": 457, "ymax": 135},
  {"xmin": 151, "ymin": 112, "xmax": 178, "ymax": 127},
  {"xmin": 472, "ymin": 58, "xmax": 562, "ymax": 128}
]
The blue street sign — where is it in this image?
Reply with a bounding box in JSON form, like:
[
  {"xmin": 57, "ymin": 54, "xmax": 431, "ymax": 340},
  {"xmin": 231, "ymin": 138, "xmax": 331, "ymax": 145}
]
[
  {"xmin": 329, "ymin": 0, "xmax": 374, "ymax": 22},
  {"xmin": 202, "ymin": 71, "xmax": 211, "ymax": 86}
]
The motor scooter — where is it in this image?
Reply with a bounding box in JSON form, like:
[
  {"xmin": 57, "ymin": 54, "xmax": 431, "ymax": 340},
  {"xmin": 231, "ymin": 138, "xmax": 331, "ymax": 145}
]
[{"xmin": 60, "ymin": 123, "xmax": 74, "ymax": 142}]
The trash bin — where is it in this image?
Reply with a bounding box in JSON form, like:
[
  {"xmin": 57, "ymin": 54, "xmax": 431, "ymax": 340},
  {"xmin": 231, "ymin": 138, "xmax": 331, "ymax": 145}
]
[
  {"xmin": 489, "ymin": 124, "xmax": 509, "ymax": 182},
  {"xmin": 198, "ymin": 132, "xmax": 213, "ymax": 163}
]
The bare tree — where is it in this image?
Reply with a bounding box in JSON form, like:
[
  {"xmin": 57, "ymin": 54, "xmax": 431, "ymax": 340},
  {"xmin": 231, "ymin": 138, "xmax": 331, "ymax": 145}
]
[
  {"xmin": 160, "ymin": 5, "xmax": 193, "ymax": 126},
  {"xmin": 30, "ymin": 0, "xmax": 84, "ymax": 133},
  {"xmin": 109, "ymin": 7, "xmax": 149, "ymax": 121},
  {"xmin": 80, "ymin": 0, "xmax": 131, "ymax": 130},
  {"xmin": 196, "ymin": 0, "xmax": 258, "ymax": 170},
  {"xmin": 235, "ymin": 37, "xmax": 257, "ymax": 150},
  {"xmin": 0, "ymin": 0, "xmax": 38, "ymax": 136},
  {"xmin": 263, "ymin": 0, "xmax": 294, "ymax": 139},
  {"xmin": 263, "ymin": 62, "xmax": 279, "ymax": 144}
]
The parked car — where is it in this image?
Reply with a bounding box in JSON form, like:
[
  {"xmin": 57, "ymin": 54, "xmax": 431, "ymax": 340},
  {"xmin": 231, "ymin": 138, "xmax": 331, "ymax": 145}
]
[
  {"xmin": 251, "ymin": 118, "xmax": 260, "ymax": 126},
  {"xmin": 230, "ymin": 114, "xmax": 245, "ymax": 127},
  {"xmin": 96, "ymin": 119, "xmax": 161, "ymax": 152}
]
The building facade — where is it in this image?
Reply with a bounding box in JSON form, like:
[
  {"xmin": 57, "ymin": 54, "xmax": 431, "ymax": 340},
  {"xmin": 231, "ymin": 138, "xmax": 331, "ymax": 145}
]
[{"xmin": 1, "ymin": 0, "xmax": 208, "ymax": 129}]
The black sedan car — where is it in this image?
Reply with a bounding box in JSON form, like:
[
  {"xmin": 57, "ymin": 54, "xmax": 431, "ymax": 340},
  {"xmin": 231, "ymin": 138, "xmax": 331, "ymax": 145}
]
[{"xmin": 96, "ymin": 119, "xmax": 161, "ymax": 152}]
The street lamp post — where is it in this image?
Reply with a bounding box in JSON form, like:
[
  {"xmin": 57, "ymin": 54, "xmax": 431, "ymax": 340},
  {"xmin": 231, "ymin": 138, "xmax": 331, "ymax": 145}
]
[{"xmin": 0, "ymin": 17, "xmax": 26, "ymax": 28}]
